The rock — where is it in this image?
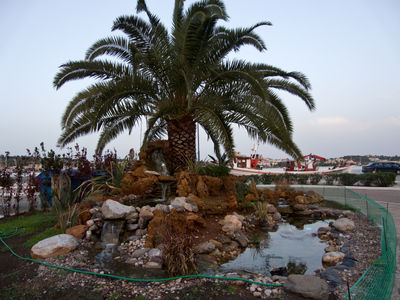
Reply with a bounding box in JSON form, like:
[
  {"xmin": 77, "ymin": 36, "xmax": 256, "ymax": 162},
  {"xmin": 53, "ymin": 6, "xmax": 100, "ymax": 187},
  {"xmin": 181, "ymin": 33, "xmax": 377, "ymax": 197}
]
[
  {"xmin": 31, "ymin": 234, "xmax": 79, "ymax": 259},
  {"xmin": 272, "ymin": 212, "xmax": 282, "ymax": 221},
  {"xmin": 221, "ymin": 241, "xmax": 239, "ymax": 252},
  {"xmin": 101, "ymin": 200, "xmax": 135, "ymax": 219},
  {"xmin": 216, "ymin": 234, "xmax": 232, "ymax": 244},
  {"xmin": 322, "ymin": 251, "xmax": 345, "ymax": 264},
  {"xmin": 66, "ymin": 225, "xmax": 88, "ymax": 239},
  {"xmin": 209, "ymin": 239, "xmax": 222, "ymax": 249},
  {"xmin": 154, "ymin": 204, "xmax": 169, "ymax": 213},
  {"xmin": 86, "ymin": 219, "xmax": 95, "ymax": 227},
  {"xmin": 132, "ymin": 248, "xmax": 149, "ymax": 258},
  {"xmin": 232, "ymin": 212, "xmax": 245, "ymax": 222},
  {"xmin": 148, "ymin": 248, "xmax": 161, "ymax": 258},
  {"xmin": 195, "ymin": 241, "xmax": 216, "ymax": 254},
  {"xmin": 305, "ymin": 191, "xmax": 324, "ymax": 204},
  {"xmin": 144, "ymin": 261, "xmax": 162, "ymax": 269},
  {"xmin": 138, "ymin": 208, "xmax": 154, "ymax": 229},
  {"xmin": 272, "ymin": 275, "xmax": 288, "ymax": 282},
  {"xmin": 89, "ymin": 207, "xmax": 99, "ymax": 215},
  {"xmin": 170, "ymin": 197, "xmax": 198, "ymax": 212},
  {"xmin": 126, "ymin": 211, "xmax": 139, "ymax": 220},
  {"xmin": 324, "ymin": 245, "xmax": 337, "ymax": 252},
  {"xmin": 139, "ymin": 208, "xmax": 154, "ymax": 221},
  {"xmin": 144, "ymin": 170, "xmax": 160, "ymax": 176},
  {"xmin": 186, "ymin": 213, "xmax": 206, "ymax": 229},
  {"xmin": 222, "ymin": 223, "xmax": 236, "ymax": 234},
  {"xmin": 295, "ymin": 195, "xmax": 306, "ymax": 204},
  {"xmin": 293, "ymin": 204, "xmax": 307, "ymax": 211},
  {"xmin": 210, "ymin": 248, "xmax": 221, "ymax": 257},
  {"xmin": 332, "ymin": 218, "xmax": 355, "ymax": 232},
  {"xmin": 341, "ymin": 256, "xmax": 356, "ymax": 268},
  {"xmin": 219, "ymin": 214, "xmax": 242, "ymax": 234},
  {"xmin": 135, "ymin": 229, "xmax": 148, "ymax": 236},
  {"xmin": 127, "ymin": 224, "xmax": 139, "ymax": 231},
  {"xmin": 124, "ymin": 235, "xmax": 141, "ymax": 242},
  {"xmin": 320, "ymin": 268, "xmax": 343, "ymax": 287},
  {"xmin": 253, "ymin": 291, "xmax": 261, "ymax": 297},
  {"xmin": 144, "ymin": 210, "xmax": 165, "ymax": 248},
  {"xmin": 317, "ymin": 227, "xmax": 331, "ymax": 237},
  {"xmin": 278, "ymin": 206, "xmax": 293, "ymax": 214},
  {"xmin": 283, "ymin": 274, "xmax": 329, "ymax": 300},
  {"xmin": 196, "ymin": 176, "xmax": 209, "ymax": 198},
  {"xmin": 233, "ymin": 232, "xmax": 248, "ymax": 248}
]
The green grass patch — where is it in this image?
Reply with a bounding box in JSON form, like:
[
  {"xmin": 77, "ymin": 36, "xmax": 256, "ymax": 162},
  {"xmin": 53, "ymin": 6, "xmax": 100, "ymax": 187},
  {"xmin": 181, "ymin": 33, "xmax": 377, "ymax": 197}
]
[
  {"xmin": 0, "ymin": 211, "xmax": 57, "ymax": 236},
  {"xmin": 0, "ymin": 211, "xmax": 59, "ymax": 252}
]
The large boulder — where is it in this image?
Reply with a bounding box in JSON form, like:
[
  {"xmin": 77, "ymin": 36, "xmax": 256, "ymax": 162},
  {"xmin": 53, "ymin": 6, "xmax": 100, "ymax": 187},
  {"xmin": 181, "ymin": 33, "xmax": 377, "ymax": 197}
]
[
  {"xmin": 283, "ymin": 274, "xmax": 329, "ymax": 300},
  {"xmin": 332, "ymin": 218, "xmax": 355, "ymax": 232},
  {"xmin": 31, "ymin": 234, "xmax": 79, "ymax": 259},
  {"xmin": 101, "ymin": 199, "xmax": 135, "ymax": 219}
]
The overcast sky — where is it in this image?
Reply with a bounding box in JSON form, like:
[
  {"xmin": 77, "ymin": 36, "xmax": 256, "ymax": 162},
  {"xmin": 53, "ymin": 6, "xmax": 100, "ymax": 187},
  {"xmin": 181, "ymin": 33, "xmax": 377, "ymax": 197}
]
[{"xmin": 0, "ymin": 0, "xmax": 399, "ymax": 159}]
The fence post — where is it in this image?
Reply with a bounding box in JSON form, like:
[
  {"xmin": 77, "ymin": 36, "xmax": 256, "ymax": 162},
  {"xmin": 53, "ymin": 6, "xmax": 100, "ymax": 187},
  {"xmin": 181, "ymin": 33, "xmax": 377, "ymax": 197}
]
[
  {"xmin": 344, "ymin": 187, "xmax": 347, "ymax": 206},
  {"xmin": 365, "ymin": 199, "xmax": 369, "ymax": 219},
  {"xmin": 382, "ymin": 217, "xmax": 388, "ymax": 253}
]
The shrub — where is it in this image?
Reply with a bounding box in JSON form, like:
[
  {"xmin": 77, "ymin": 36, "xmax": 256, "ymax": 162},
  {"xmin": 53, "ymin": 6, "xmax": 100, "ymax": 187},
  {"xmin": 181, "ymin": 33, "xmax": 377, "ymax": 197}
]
[
  {"xmin": 235, "ymin": 181, "xmax": 250, "ymax": 203},
  {"xmin": 337, "ymin": 173, "xmax": 359, "ymax": 186},
  {"xmin": 197, "ymin": 163, "xmax": 230, "ymax": 177},
  {"xmin": 371, "ymin": 172, "xmax": 396, "ymax": 187}
]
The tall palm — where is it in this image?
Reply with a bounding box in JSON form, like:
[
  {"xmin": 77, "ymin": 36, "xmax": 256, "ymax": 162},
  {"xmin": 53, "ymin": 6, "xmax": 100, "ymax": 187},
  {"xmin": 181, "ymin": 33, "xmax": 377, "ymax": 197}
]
[{"xmin": 54, "ymin": 0, "xmax": 314, "ymax": 171}]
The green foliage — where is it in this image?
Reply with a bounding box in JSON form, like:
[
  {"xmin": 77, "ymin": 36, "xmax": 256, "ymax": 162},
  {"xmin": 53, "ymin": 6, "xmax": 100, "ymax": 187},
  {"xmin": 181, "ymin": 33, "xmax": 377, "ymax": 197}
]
[
  {"xmin": 197, "ymin": 163, "xmax": 231, "ymax": 177},
  {"xmin": 243, "ymin": 172, "xmax": 396, "ymax": 187},
  {"xmin": 359, "ymin": 172, "xmax": 396, "ymax": 187},
  {"xmin": 252, "ymin": 201, "xmax": 269, "ymax": 220},
  {"xmin": 52, "ymin": 174, "xmax": 86, "ymax": 232},
  {"xmin": 40, "ymin": 142, "xmax": 63, "ymax": 173},
  {"xmin": 235, "ymin": 181, "xmax": 250, "ymax": 203},
  {"xmin": 54, "ymin": 0, "xmax": 314, "ymax": 163},
  {"xmin": 336, "ymin": 173, "xmax": 359, "ymax": 186}
]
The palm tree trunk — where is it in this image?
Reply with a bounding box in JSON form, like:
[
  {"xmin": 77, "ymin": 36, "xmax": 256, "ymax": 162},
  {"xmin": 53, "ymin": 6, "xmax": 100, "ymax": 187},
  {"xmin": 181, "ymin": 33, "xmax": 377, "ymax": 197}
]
[{"xmin": 167, "ymin": 116, "xmax": 196, "ymax": 171}]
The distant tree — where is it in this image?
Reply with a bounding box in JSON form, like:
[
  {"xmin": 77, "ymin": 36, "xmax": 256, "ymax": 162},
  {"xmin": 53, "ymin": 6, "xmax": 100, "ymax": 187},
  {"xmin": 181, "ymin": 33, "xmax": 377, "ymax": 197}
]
[{"xmin": 54, "ymin": 0, "xmax": 314, "ymax": 171}]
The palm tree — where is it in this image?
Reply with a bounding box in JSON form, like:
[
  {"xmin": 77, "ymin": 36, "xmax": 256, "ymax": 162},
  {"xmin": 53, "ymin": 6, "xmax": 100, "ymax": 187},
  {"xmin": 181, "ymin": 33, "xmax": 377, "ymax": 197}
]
[{"xmin": 54, "ymin": 0, "xmax": 314, "ymax": 171}]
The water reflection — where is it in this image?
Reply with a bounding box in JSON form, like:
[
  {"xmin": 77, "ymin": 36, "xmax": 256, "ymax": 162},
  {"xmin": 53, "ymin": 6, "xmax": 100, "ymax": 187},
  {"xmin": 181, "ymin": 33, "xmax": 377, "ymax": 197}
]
[{"xmin": 219, "ymin": 219, "xmax": 331, "ymax": 276}]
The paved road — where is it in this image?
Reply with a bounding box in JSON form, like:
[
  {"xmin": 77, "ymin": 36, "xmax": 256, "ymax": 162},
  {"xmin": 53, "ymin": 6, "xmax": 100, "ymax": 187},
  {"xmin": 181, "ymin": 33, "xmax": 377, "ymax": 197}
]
[{"xmin": 349, "ymin": 187, "xmax": 400, "ymax": 300}]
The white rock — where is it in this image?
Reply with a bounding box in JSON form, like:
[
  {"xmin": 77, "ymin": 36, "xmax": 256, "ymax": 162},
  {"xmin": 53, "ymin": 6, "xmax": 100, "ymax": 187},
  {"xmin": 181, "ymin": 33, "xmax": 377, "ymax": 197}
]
[
  {"xmin": 332, "ymin": 218, "xmax": 355, "ymax": 232},
  {"xmin": 101, "ymin": 200, "xmax": 135, "ymax": 219},
  {"xmin": 322, "ymin": 251, "xmax": 345, "ymax": 264},
  {"xmin": 31, "ymin": 234, "xmax": 79, "ymax": 259}
]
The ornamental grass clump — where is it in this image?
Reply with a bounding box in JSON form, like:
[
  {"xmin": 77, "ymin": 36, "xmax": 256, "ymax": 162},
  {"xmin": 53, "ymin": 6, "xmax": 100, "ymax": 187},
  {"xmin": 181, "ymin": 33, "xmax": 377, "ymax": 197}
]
[{"xmin": 161, "ymin": 224, "xmax": 196, "ymax": 276}]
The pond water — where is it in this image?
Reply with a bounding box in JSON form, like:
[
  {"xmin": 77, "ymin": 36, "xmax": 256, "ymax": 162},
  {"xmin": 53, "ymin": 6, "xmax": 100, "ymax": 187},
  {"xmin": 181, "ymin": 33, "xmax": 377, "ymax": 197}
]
[{"xmin": 218, "ymin": 218, "xmax": 332, "ymax": 276}]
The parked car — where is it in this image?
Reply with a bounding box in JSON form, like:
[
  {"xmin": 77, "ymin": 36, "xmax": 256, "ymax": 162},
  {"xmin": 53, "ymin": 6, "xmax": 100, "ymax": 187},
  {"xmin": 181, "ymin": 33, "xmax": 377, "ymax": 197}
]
[{"xmin": 362, "ymin": 162, "xmax": 400, "ymax": 174}]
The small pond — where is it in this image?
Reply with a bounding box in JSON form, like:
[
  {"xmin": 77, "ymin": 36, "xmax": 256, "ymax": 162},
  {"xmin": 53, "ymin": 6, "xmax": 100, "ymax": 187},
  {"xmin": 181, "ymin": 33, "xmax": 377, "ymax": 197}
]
[{"xmin": 218, "ymin": 217, "xmax": 332, "ymax": 276}]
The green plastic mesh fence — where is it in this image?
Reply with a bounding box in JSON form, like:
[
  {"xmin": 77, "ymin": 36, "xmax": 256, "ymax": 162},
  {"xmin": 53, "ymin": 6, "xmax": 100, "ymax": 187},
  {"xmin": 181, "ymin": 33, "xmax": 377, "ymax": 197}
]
[{"xmin": 296, "ymin": 186, "xmax": 397, "ymax": 300}]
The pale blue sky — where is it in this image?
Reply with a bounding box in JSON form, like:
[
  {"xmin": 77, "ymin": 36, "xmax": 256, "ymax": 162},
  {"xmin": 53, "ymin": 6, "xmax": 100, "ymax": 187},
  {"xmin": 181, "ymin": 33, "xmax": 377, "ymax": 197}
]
[{"xmin": 0, "ymin": 0, "xmax": 399, "ymax": 159}]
